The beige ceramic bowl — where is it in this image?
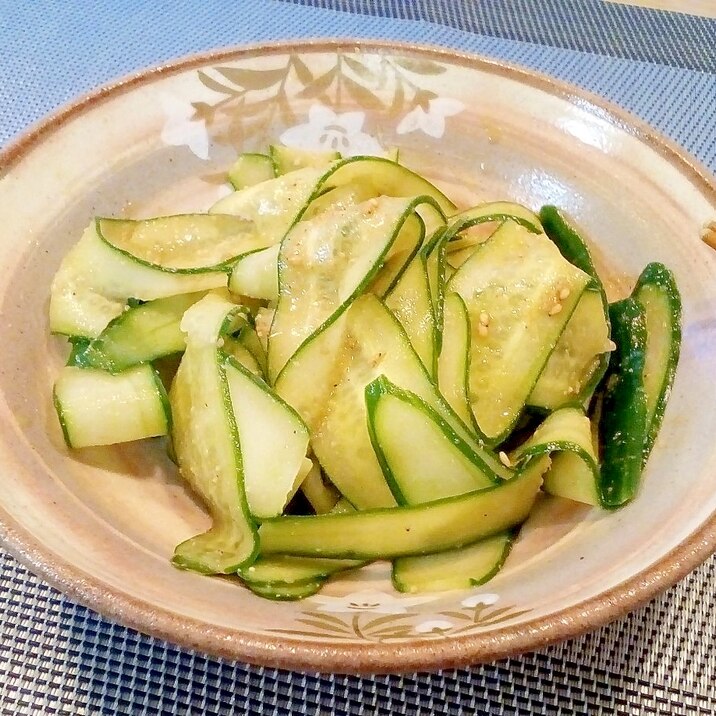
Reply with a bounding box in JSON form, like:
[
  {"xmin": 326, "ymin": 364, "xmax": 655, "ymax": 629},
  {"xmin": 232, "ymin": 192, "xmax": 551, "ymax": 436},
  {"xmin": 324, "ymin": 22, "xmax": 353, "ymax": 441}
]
[{"xmin": 0, "ymin": 40, "xmax": 715, "ymax": 674}]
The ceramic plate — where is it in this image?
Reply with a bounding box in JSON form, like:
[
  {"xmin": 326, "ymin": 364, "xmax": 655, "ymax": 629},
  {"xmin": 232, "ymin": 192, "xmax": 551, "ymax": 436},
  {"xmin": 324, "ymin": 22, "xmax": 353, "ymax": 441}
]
[{"xmin": 1, "ymin": 40, "xmax": 715, "ymax": 674}]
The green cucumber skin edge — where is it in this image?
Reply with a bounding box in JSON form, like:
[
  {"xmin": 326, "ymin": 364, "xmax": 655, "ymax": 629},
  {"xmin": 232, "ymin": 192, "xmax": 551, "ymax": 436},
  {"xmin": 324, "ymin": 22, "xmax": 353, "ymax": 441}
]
[
  {"xmin": 364, "ymin": 375, "xmax": 500, "ymax": 508},
  {"xmin": 538, "ymin": 205, "xmax": 612, "ymax": 408},
  {"xmin": 272, "ymin": 196, "xmax": 443, "ymax": 386},
  {"xmin": 468, "ymin": 533, "xmax": 514, "ymax": 586},
  {"xmin": 150, "ymin": 365, "xmax": 173, "ymax": 433},
  {"xmin": 257, "ymin": 459, "xmax": 544, "ymax": 560},
  {"xmin": 538, "ymin": 206, "xmax": 599, "ymax": 279},
  {"xmin": 245, "ymin": 579, "xmax": 325, "ymax": 601},
  {"xmin": 228, "ymin": 152, "xmax": 277, "ymax": 190},
  {"xmin": 97, "ymin": 217, "xmax": 239, "ymax": 275},
  {"xmin": 598, "ymin": 298, "xmax": 648, "ymax": 509},
  {"xmin": 632, "ymin": 262, "xmax": 682, "ymax": 463},
  {"xmin": 52, "ymin": 385, "xmax": 74, "ymax": 448},
  {"xmin": 442, "ymin": 213, "xmax": 542, "ymax": 243},
  {"xmin": 171, "ymin": 304, "xmax": 259, "ymax": 574},
  {"xmin": 391, "ymin": 530, "xmax": 515, "ymax": 593}
]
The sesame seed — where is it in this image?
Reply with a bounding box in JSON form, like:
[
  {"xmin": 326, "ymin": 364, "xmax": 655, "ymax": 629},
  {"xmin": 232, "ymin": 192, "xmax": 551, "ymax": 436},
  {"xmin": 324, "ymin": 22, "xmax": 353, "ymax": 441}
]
[
  {"xmin": 558, "ymin": 287, "xmax": 571, "ymax": 300},
  {"xmin": 549, "ymin": 303, "xmax": 563, "ymax": 316},
  {"xmin": 499, "ymin": 451, "xmax": 511, "ymax": 468}
]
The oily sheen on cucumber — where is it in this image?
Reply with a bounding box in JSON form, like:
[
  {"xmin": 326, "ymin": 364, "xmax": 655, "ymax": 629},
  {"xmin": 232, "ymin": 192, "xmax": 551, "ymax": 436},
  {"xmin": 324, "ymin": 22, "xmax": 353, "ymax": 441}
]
[
  {"xmin": 258, "ymin": 456, "xmax": 547, "ymax": 559},
  {"xmin": 169, "ymin": 294, "xmax": 258, "ymax": 574},
  {"xmin": 447, "ymin": 220, "xmax": 591, "ymax": 443}
]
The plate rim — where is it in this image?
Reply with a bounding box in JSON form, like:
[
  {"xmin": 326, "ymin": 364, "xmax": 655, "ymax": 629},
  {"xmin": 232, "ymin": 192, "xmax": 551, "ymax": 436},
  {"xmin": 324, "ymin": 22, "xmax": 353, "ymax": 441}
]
[{"xmin": 1, "ymin": 37, "xmax": 715, "ymax": 674}]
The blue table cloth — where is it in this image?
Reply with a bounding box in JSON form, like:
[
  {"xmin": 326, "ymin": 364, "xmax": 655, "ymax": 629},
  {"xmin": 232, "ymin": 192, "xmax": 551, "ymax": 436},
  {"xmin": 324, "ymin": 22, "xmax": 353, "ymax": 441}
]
[{"xmin": 1, "ymin": 1, "xmax": 715, "ymax": 713}]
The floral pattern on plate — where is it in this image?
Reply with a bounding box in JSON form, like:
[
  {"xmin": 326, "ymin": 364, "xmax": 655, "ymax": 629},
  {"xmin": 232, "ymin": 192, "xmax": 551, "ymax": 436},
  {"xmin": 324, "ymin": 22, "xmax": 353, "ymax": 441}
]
[
  {"xmin": 266, "ymin": 590, "xmax": 530, "ymax": 642},
  {"xmin": 159, "ymin": 51, "xmax": 465, "ymax": 158}
]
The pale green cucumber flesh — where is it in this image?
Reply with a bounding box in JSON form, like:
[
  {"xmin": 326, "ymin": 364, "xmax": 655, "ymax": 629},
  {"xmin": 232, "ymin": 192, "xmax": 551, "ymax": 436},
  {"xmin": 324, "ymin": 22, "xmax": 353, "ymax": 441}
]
[
  {"xmin": 447, "ymin": 221, "xmax": 590, "ymax": 443},
  {"xmin": 258, "ymin": 455, "xmax": 547, "ymax": 559},
  {"xmin": 632, "ymin": 262, "xmax": 681, "ymax": 463},
  {"xmin": 222, "ymin": 339, "xmax": 262, "ymax": 377},
  {"xmin": 210, "ymin": 166, "xmax": 326, "ymax": 236},
  {"xmin": 512, "ymin": 407, "xmax": 601, "ymax": 506},
  {"xmin": 528, "ymin": 289, "xmax": 612, "ymax": 411},
  {"xmin": 50, "ymin": 222, "xmax": 226, "ymax": 338},
  {"xmin": 224, "ymin": 356, "xmax": 310, "ymax": 519},
  {"xmin": 170, "ymin": 295, "xmax": 257, "ymax": 574},
  {"xmin": 281, "ymin": 295, "xmax": 510, "ymax": 511},
  {"xmin": 237, "ymin": 325, "xmax": 268, "ymax": 375},
  {"xmin": 229, "ymin": 244, "xmax": 279, "ymax": 301},
  {"xmin": 98, "ymin": 214, "xmax": 260, "ymax": 272},
  {"xmin": 384, "ymin": 252, "xmax": 436, "ymax": 375},
  {"xmin": 244, "ymin": 579, "xmax": 325, "ymax": 600},
  {"xmin": 366, "ymin": 376, "xmax": 497, "ymax": 505},
  {"xmin": 437, "ymin": 292, "xmax": 475, "ymax": 430},
  {"xmin": 228, "ymin": 152, "xmax": 276, "ymax": 190},
  {"xmin": 53, "ymin": 364, "xmax": 170, "ymax": 448},
  {"xmin": 321, "ymin": 156, "xmax": 455, "ymax": 216},
  {"xmin": 269, "ymin": 196, "xmax": 429, "ymax": 381},
  {"xmin": 70, "ymin": 292, "xmax": 205, "ymax": 372},
  {"xmin": 270, "ymin": 144, "xmax": 340, "ymax": 175},
  {"xmin": 392, "ymin": 532, "xmax": 513, "ymax": 593},
  {"xmin": 300, "ymin": 460, "xmax": 341, "ymax": 514},
  {"xmin": 443, "ymin": 201, "xmax": 543, "ymax": 240},
  {"xmin": 238, "ymin": 555, "xmax": 362, "ymax": 585}
]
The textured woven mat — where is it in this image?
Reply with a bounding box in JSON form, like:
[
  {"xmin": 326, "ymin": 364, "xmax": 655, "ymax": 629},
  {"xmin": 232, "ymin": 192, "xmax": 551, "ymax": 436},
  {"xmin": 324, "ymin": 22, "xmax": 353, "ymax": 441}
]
[{"xmin": 1, "ymin": 1, "xmax": 715, "ymax": 713}]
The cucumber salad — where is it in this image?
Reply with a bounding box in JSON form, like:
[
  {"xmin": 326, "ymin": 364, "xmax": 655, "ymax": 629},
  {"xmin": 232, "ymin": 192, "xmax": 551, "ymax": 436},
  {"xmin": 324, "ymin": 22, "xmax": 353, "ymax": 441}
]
[{"xmin": 50, "ymin": 146, "xmax": 681, "ymax": 600}]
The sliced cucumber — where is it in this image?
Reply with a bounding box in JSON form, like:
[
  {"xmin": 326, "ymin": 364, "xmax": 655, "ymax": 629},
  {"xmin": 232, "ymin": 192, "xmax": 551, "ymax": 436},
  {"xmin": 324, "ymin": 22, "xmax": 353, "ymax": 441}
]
[
  {"xmin": 268, "ymin": 196, "xmax": 431, "ymax": 381},
  {"xmin": 53, "ymin": 364, "xmax": 170, "ymax": 448},
  {"xmin": 70, "ymin": 292, "xmax": 205, "ymax": 372},
  {"xmin": 437, "ymin": 292, "xmax": 474, "ymax": 430},
  {"xmin": 366, "ymin": 376, "xmax": 497, "ymax": 505},
  {"xmin": 447, "ymin": 220, "xmax": 590, "ymax": 443},
  {"xmin": 227, "ymin": 152, "xmax": 276, "ymax": 190},
  {"xmin": 236, "ymin": 324, "xmax": 267, "ymax": 375},
  {"xmin": 300, "ymin": 459, "xmax": 341, "ymax": 514},
  {"xmin": 282, "ymin": 295, "xmax": 511, "ymax": 510},
  {"xmin": 224, "ymin": 356, "xmax": 310, "ymax": 520},
  {"xmin": 392, "ymin": 532, "xmax": 513, "ymax": 593},
  {"xmin": 50, "ymin": 222, "xmax": 227, "ymax": 338},
  {"xmin": 598, "ymin": 298, "xmax": 648, "ymax": 508},
  {"xmin": 321, "ymin": 156, "xmax": 456, "ymax": 217},
  {"xmin": 535, "ymin": 205, "xmax": 612, "ymax": 409},
  {"xmin": 632, "ymin": 262, "xmax": 682, "ymax": 463},
  {"xmin": 442, "ymin": 200, "xmax": 543, "ymax": 269},
  {"xmin": 258, "ymin": 455, "xmax": 548, "ymax": 559},
  {"xmin": 366, "ymin": 373, "xmax": 513, "ymax": 589},
  {"xmin": 170, "ymin": 293, "xmax": 257, "ymax": 574},
  {"xmin": 223, "ymin": 338, "xmax": 262, "ymax": 377},
  {"xmin": 384, "ymin": 247, "xmax": 436, "ymax": 375},
  {"xmin": 301, "ymin": 182, "xmax": 376, "ymax": 221},
  {"xmin": 245, "ymin": 579, "xmax": 325, "ymax": 601},
  {"xmin": 97, "ymin": 214, "xmax": 260, "ymax": 272},
  {"xmin": 528, "ymin": 289, "xmax": 612, "ymax": 411},
  {"xmin": 539, "ymin": 205, "xmax": 600, "ymax": 278},
  {"xmin": 238, "ymin": 555, "xmax": 361, "ymax": 585},
  {"xmin": 512, "ymin": 407, "xmax": 600, "ymax": 506},
  {"xmin": 270, "ymin": 144, "xmax": 340, "ymax": 175},
  {"xmin": 210, "ymin": 165, "xmax": 325, "ymax": 228},
  {"xmin": 229, "ymin": 244, "xmax": 279, "ymax": 301}
]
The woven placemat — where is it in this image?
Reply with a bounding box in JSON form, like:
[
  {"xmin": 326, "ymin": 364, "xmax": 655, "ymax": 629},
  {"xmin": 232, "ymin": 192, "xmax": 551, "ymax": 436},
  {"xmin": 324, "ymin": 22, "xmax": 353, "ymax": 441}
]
[{"xmin": 1, "ymin": 1, "xmax": 715, "ymax": 713}]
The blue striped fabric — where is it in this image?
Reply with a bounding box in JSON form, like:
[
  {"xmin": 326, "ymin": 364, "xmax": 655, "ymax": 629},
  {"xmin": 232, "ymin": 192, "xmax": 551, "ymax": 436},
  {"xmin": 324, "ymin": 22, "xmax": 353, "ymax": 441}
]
[{"xmin": 280, "ymin": 0, "xmax": 716, "ymax": 72}]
